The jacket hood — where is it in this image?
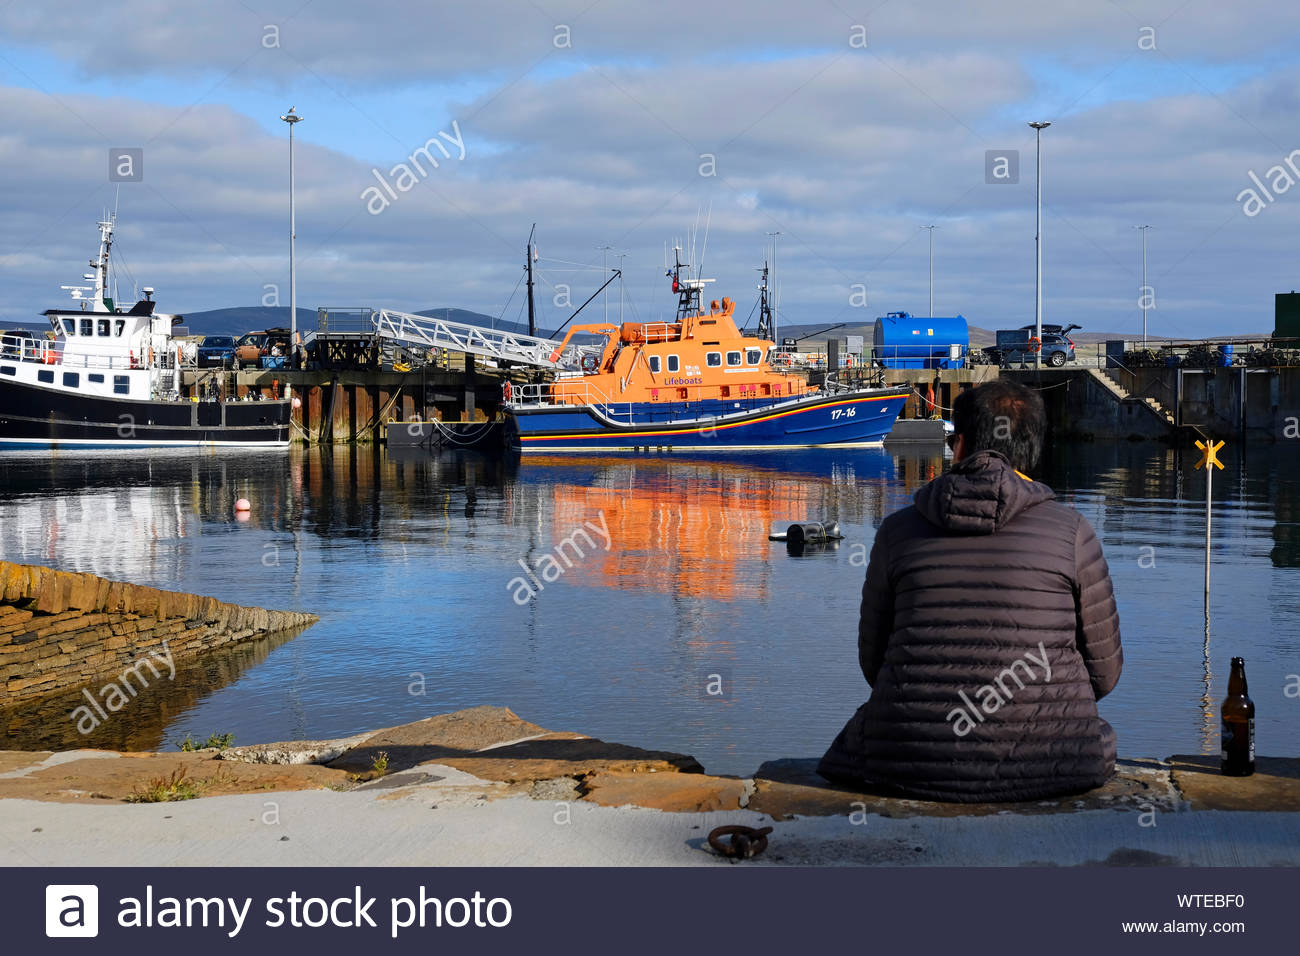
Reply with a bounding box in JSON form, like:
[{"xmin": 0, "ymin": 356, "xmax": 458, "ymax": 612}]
[{"xmin": 913, "ymin": 450, "xmax": 1054, "ymax": 534}]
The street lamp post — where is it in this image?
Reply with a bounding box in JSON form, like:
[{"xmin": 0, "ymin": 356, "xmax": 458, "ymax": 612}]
[
  {"xmin": 1029, "ymin": 121, "xmax": 1051, "ymax": 369},
  {"xmin": 1136, "ymin": 224, "xmax": 1151, "ymax": 347},
  {"xmin": 280, "ymin": 107, "xmax": 303, "ymax": 383},
  {"xmin": 921, "ymin": 225, "xmax": 937, "ymax": 317},
  {"xmin": 616, "ymin": 252, "xmax": 627, "ymax": 323},
  {"xmin": 597, "ymin": 245, "xmax": 613, "ymax": 324}
]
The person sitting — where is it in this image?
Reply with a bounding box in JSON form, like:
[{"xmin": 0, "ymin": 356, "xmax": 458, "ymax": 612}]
[{"xmin": 818, "ymin": 380, "xmax": 1122, "ymax": 802}]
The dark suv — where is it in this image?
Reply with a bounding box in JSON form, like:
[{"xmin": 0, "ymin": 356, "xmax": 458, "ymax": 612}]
[{"xmin": 985, "ymin": 324, "xmax": 1079, "ymax": 367}]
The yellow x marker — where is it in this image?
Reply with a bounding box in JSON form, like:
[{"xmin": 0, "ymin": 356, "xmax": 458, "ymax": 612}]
[{"xmin": 1195, "ymin": 439, "xmax": 1225, "ymax": 471}]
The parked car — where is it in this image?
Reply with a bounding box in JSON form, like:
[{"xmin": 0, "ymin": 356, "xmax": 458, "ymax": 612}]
[
  {"xmin": 234, "ymin": 328, "xmax": 292, "ymax": 369},
  {"xmin": 984, "ymin": 324, "xmax": 1078, "ymax": 367},
  {"xmin": 235, "ymin": 332, "xmax": 269, "ymax": 367},
  {"xmin": 196, "ymin": 335, "xmax": 239, "ymax": 369}
]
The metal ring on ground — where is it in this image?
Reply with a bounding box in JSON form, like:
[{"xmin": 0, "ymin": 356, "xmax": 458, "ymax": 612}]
[{"xmin": 707, "ymin": 825, "xmax": 774, "ymax": 860}]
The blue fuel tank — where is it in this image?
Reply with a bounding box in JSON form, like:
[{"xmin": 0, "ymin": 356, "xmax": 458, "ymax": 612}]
[{"xmin": 872, "ymin": 312, "xmax": 969, "ymax": 369}]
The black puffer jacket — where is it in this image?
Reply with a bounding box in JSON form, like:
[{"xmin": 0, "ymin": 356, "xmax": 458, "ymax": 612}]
[{"xmin": 818, "ymin": 450, "xmax": 1122, "ymax": 802}]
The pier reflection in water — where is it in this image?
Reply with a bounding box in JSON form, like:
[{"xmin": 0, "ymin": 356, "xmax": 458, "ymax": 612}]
[{"xmin": 0, "ymin": 441, "xmax": 1296, "ymax": 773}]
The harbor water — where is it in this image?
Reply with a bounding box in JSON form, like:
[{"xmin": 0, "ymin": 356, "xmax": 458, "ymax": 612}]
[{"xmin": 1, "ymin": 442, "xmax": 1297, "ymax": 774}]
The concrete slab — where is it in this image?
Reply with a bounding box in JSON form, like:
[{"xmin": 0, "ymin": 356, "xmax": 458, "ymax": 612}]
[{"xmin": 1168, "ymin": 755, "xmax": 1300, "ymax": 812}]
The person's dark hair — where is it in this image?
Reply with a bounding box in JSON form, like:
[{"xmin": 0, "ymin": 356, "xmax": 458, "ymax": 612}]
[{"xmin": 951, "ymin": 380, "xmax": 1046, "ymax": 473}]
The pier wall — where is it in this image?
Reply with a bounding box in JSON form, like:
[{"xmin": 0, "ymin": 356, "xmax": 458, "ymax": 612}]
[
  {"xmin": 0, "ymin": 561, "xmax": 318, "ymax": 706},
  {"xmin": 1003, "ymin": 366, "xmax": 1300, "ymax": 441},
  {"xmin": 183, "ymin": 363, "xmax": 1300, "ymax": 444},
  {"xmin": 181, "ymin": 368, "xmax": 512, "ymax": 444}
]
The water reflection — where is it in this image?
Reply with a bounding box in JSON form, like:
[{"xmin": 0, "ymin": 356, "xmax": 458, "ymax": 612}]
[
  {"xmin": 0, "ymin": 440, "xmax": 1296, "ymax": 773},
  {"xmin": 517, "ymin": 453, "xmax": 898, "ymax": 600},
  {"xmin": 0, "ymin": 628, "xmax": 307, "ymax": 752}
]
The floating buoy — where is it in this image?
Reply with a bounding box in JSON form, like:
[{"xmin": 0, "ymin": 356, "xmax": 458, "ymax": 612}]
[
  {"xmin": 235, "ymin": 498, "xmax": 251, "ymax": 513},
  {"xmin": 785, "ymin": 521, "xmax": 842, "ymax": 547},
  {"xmin": 291, "ymin": 396, "xmax": 302, "ymax": 409},
  {"xmin": 235, "ymin": 511, "xmax": 251, "ymax": 523}
]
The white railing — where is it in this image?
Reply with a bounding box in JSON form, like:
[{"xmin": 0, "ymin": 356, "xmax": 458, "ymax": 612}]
[
  {"xmin": 369, "ymin": 308, "xmax": 596, "ymax": 369},
  {"xmin": 509, "ymin": 380, "xmax": 634, "ymax": 424},
  {"xmin": 0, "ymin": 333, "xmax": 187, "ymax": 372}
]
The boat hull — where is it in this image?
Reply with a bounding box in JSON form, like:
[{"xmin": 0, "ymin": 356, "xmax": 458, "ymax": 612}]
[
  {"xmin": 509, "ymin": 389, "xmax": 909, "ymax": 451},
  {"xmin": 0, "ymin": 377, "xmax": 291, "ymax": 449}
]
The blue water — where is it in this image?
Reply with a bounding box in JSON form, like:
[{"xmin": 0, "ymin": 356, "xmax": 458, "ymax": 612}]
[{"xmin": 0, "ymin": 441, "xmax": 1296, "ymax": 774}]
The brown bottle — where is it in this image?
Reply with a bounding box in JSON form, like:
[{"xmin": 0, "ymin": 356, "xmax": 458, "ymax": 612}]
[{"xmin": 1220, "ymin": 657, "xmax": 1255, "ymax": 777}]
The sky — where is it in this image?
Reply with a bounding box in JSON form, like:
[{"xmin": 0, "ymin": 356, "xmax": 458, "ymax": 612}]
[{"xmin": 2, "ymin": 0, "xmax": 1300, "ymax": 339}]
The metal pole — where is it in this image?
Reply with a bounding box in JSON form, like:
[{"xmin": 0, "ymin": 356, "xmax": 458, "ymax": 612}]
[
  {"xmin": 598, "ymin": 245, "xmax": 612, "ymax": 324},
  {"xmin": 617, "ymin": 253, "xmax": 626, "ymax": 323},
  {"xmin": 1139, "ymin": 225, "xmax": 1150, "ymax": 348},
  {"xmin": 280, "ymin": 107, "xmax": 303, "ymax": 390},
  {"xmin": 526, "ymin": 224, "xmax": 536, "ymax": 337},
  {"xmin": 1204, "ymin": 459, "xmax": 1212, "ymax": 604},
  {"xmin": 1029, "ymin": 122, "xmax": 1050, "ymax": 369},
  {"xmin": 768, "ymin": 231, "xmax": 780, "ymax": 345},
  {"xmin": 922, "ymin": 225, "xmax": 936, "ymax": 317}
]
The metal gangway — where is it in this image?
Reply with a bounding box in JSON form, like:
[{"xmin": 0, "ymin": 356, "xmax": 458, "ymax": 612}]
[{"xmin": 318, "ymin": 307, "xmax": 592, "ymax": 369}]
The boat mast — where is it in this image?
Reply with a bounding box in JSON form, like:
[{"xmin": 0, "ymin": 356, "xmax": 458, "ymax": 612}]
[
  {"xmin": 757, "ymin": 260, "xmax": 772, "ymax": 341},
  {"xmin": 526, "ymin": 223, "xmax": 537, "ymax": 337},
  {"xmin": 96, "ymin": 218, "xmax": 114, "ymax": 312},
  {"xmin": 668, "ymin": 244, "xmax": 702, "ymax": 322}
]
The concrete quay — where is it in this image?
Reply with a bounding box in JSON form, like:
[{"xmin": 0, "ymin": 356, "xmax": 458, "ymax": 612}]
[{"xmin": 1, "ymin": 706, "xmax": 1295, "ymax": 867}]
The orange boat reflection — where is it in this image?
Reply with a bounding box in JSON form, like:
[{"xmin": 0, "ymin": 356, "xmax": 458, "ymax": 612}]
[{"xmin": 524, "ymin": 453, "xmax": 902, "ymax": 601}]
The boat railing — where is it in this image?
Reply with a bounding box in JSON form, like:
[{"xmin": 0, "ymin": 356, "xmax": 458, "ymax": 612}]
[
  {"xmin": 0, "ymin": 333, "xmax": 186, "ymax": 371},
  {"xmin": 509, "ymin": 380, "xmax": 634, "ymax": 424}
]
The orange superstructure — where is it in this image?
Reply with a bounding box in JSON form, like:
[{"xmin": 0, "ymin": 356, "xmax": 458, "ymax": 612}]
[{"xmin": 544, "ymin": 296, "xmax": 814, "ymax": 407}]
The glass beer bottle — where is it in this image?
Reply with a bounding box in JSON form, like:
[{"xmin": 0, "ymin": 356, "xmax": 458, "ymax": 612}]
[{"xmin": 1220, "ymin": 657, "xmax": 1255, "ymax": 777}]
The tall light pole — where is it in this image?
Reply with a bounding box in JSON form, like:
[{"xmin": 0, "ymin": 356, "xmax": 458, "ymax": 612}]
[
  {"xmin": 921, "ymin": 225, "xmax": 937, "ymax": 317},
  {"xmin": 1029, "ymin": 121, "xmax": 1051, "ymax": 369},
  {"xmin": 280, "ymin": 106, "xmax": 303, "ymax": 381},
  {"xmin": 597, "ymin": 245, "xmax": 613, "ymax": 323},
  {"xmin": 1135, "ymin": 224, "xmax": 1151, "ymax": 347},
  {"xmin": 616, "ymin": 252, "xmax": 627, "ymax": 323}
]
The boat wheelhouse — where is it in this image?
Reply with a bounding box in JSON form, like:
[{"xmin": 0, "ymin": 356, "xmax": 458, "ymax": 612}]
[
  {"xmin": 0, "ymin": 218, "xmax": 290, "ymax": 449},
  {"xmin": 505, "ymin": 251, "xmax": 909, "ymax": 451}
]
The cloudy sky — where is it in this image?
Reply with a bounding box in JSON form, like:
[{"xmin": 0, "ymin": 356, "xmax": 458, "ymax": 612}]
[{"xmin": 2, "ymin": 0, "xmax": 1299, "ymax": 338}]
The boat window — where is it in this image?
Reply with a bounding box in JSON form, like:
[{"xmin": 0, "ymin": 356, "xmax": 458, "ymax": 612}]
[
  {"xmin": 89, "ymin": 373, "xmax": 105, "ymax": 383},
  {"xmin": 63, "ymin": 318, "xmax": 76, "ymax": 336},
  {"xmin": 746, "ymin": 348, "xmax": 762, "ymax": 365},
  {"xmin": 97, "ymin": 319, "xmax": 110, "ymax": 336},
  {"xmin": 667, "ymin": 355, "xmax": 680, "ymax": 372},
  {"xmin": 648, "ymin": 355, "xmax": 661, "ymax": 373},
  {"xmin": 706, "ymin": 352, "xmax": 722, "ymax": 367},
  {"xmin": 113, "ymin": 375, "xmax": 130, "ymax": 395},
  {"xmin": 38, "ymin": 369, "xmax": 54, "ymax": 383},
  {"xmin": 63, "ymin": 372, "xmax": 79, "ymax": 388},
  {"xmin": 80, "ymin": 318, "xmax": 93, "ymax": 337},
  {"xmin": 726, "ymin": 351, "xmax": 742, "ymax": 367},
  {"xmin": 114, "ymin": 319, "xmax": 126, "ymax": 336},
  {"xmin": 0, "ymin": 366, "xmax": 15, "ymax": 376}
]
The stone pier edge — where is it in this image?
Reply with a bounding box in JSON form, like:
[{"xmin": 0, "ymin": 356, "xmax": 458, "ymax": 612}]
[{"xmin": 0, "ymin": 560, "xmax": 318, "ymax": 706}]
